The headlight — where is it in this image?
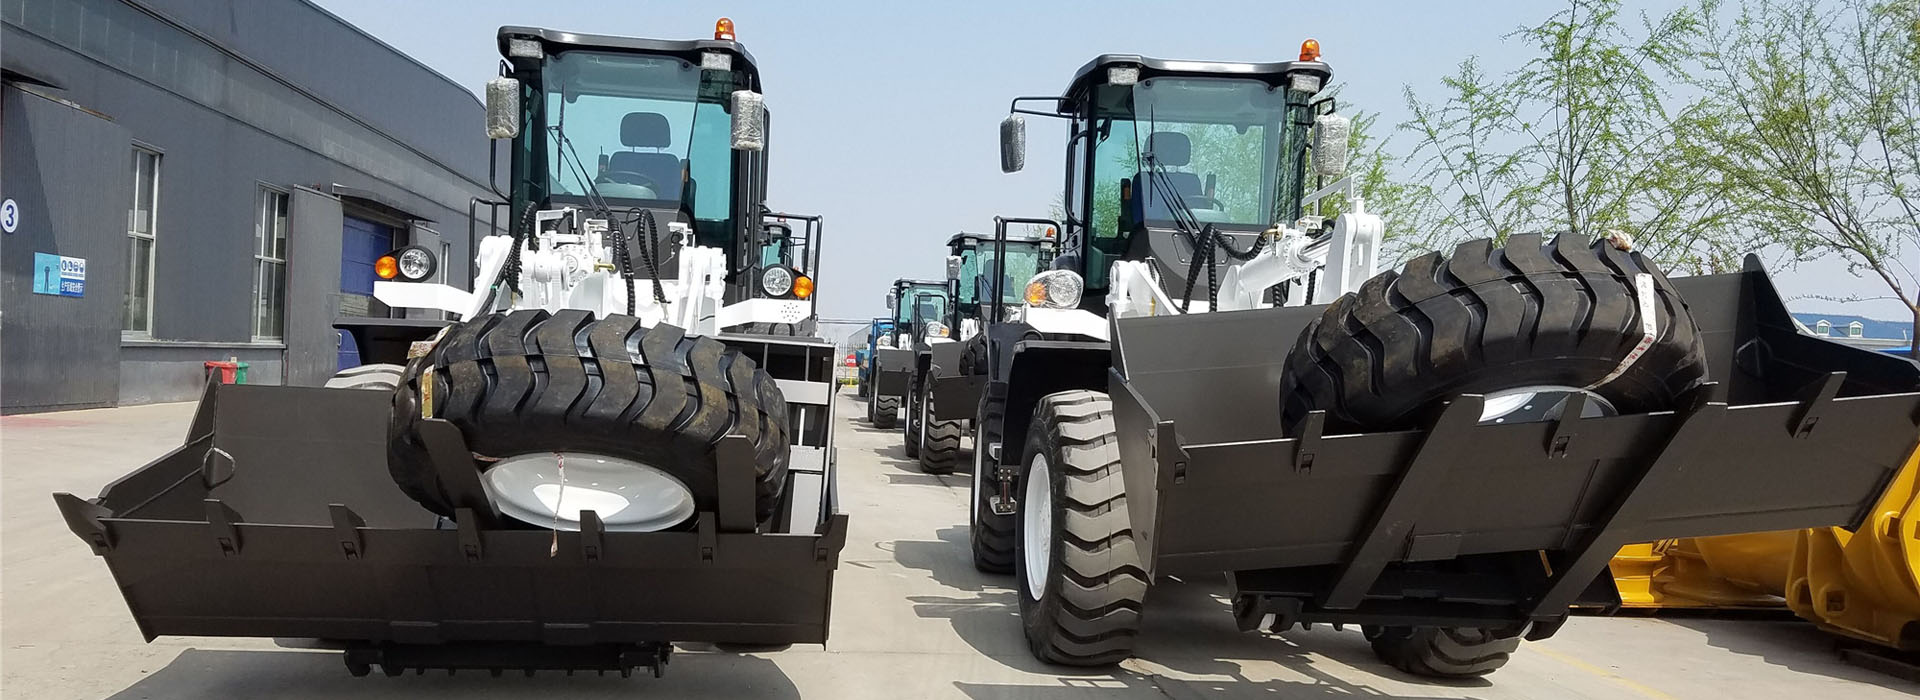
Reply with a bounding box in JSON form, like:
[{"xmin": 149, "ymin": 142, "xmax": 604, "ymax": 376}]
[
  {"xmin": 926, "ymin": 321, "xmax": 949, "ymax": 338},
  {"xmin": 1024, "ymin": 270, "xmax": 1083, "ymax": 309},
  {"xmin": 393, "ymin": 245, "xmax": 437, "ymax": 282},
  {"xmin": 760, "ymin": 266, "xmax": 794, "ymax": 297},
  {"xmin": 877, "ymin": 335, "xmax": 894, "ymax": 348}
]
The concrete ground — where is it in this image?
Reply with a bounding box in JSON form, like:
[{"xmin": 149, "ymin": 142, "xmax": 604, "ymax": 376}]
[{"xmin": 3, "ymin": 393, "xmax": 1915, "ymax": 699}]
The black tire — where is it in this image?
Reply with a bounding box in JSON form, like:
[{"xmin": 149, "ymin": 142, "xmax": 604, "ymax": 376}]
[
  {"xmin": 1016, "ymin": 391, "xmax": 1146, "ymax": 666},
  {"xmin": 387, "ymin": 309, "xmax": 790, "ymax": 523},
  {"xmin": 918, "ymin": 384, "xmax": 962, "ymax": 475},
  {"xmin": 1367, "ymin": 626, "xmax": 1521, "ymax": 678},
  {"xmin": 970, "ymin": 393, "xmax": 1015, "ymax": 573},
  {"xmin": 325, "ymin": 363, "xmax": 405, "ymax": 391},
  {"xmin": 1281, "ymin": 233, "xmax": 1708, "ymax": 432},
  {"xmin": 904, "ymin": 381, "xmax": 923, "ymax": 459},
  {"xmin": 871, "ymin": 394, "xmax": 899, "ymax": 429}
]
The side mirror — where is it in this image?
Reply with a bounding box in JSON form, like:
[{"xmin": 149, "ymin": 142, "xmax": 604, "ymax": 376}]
[
  {"xmin": 731, "ymin": 90, "xmax": 766, "ymax": 151},
  {"xmin": 885, "ymin": 290, "xmax": 897, "ymax": 311},
  {"xmin": 1312, "ymin": 113, "xmax": 1350, "ymax": 179},
  {"xmin": 999, "ymin": 115, "xmax": 1026, "ymax": 173},
  {"xmin": 945, "ymin": 255, "xmax": 963, "ymax": 282},
  {"xmin": 485, "ymin": 77, "xmax": 521, "ymax": 139}
]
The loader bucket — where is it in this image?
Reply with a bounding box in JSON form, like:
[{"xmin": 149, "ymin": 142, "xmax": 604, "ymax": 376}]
[
  {"xmin": 53, "ymin": 381, "xmax": 848, "ymax": 675},
  {"xmin": 1105, "ymin": 259, "xmax": 1920, "ymax": 631}
]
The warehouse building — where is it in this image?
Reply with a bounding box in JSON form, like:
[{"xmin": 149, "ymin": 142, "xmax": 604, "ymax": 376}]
[{"xmin": 2, "ymin": 0, "xmax": 497, "ymax": 413}]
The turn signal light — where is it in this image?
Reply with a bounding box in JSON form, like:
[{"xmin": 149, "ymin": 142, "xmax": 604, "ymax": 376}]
[
  {"xmin": 793, "ymin": 274, "xmax": 814, "ymax": 299},
  {"xmin": 1300, "ymin": 39, "xmax": 1321, "ymax": 62},
  {"xmin": 715, "ymin": 17, "xmax": 736, "ymax": 41},
  {"xmin": 1025, "ymin": 280, "xmax": 1048, "ymax": 306},
  {"xmin": 374, "ymin": 255, "xmax": 399, "ymax": 280}
]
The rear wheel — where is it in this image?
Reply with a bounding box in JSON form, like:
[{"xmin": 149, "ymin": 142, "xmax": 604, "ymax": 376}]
[
  {"xmin": 970, "ymin": 394, "xmax": 1015, "ymax": 573},
  {"xmin": 1367, "ymin": 626, "xmax": 1521, "ymax": 678},
  {"xmin": 1016, "ymin": 390, "xmax": 1145, "ymax": 666},
  {"xmin": 387, "ymin": 310, "xmax": 790, "ymax": 526},
  {"xmin": 1281, "ymin": 234, "xmax": 1708, "ymax": 432},
  {"xmin": 325, "ymin": 363, "xmax": 404, "ymax": 391}
]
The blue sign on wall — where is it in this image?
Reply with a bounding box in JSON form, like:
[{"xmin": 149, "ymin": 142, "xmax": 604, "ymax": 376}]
[{"xmin": 32, "ymin": 252, "xmax": 85, "ymax": 297}]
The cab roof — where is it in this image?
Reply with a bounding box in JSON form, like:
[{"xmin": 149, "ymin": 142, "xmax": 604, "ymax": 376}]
[
  {"xmin": 497, "ymin": 26, "xmax": 762, "ymax": 86},
  {"xmin": 1060, "ymin": 54, "xmax": 1332, "ymax": 104}
]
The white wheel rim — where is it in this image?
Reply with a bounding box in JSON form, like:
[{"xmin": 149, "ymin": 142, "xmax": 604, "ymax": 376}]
[
  {"xmin": 485, "ymin": 452, "xmax": 695, "ymax": 532},
  {"xmin": 971, "ymin": 423, "xmax": 986, "ymax": 529},
  {"xmin": 1023, "ymin": 452, "xmax": 1053, "ymax": 601},
  {"xmin": 1479, "ymin": 385, "xmax": 1617, "ymax": 423},
  {"xmin": 918, "ymin": 391, "xmax": 929, "ymax": 451}
]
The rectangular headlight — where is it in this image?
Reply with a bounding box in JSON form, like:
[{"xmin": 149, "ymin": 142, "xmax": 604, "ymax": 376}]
[
  {"xmin": 701, "ymin": 51, "xmax": 733, "ymax": 71},
  {"xmin": 1107, "ymin": 66, "xmax": 1140, "ymax": 86}
]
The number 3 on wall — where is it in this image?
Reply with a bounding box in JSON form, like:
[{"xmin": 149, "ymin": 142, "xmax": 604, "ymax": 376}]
[{"xmin": 1, "ymin": 199, "xmax": 18, "ymax": 234}]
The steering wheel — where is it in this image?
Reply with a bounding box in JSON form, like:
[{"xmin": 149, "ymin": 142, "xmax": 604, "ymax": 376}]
[{"xmin": 597, "ymin": 169, "xmax": 661, "ymax": 193}]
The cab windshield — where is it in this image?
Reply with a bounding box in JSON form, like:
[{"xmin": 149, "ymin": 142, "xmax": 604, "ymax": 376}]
[
  {"xmin": 539, "ymin": 50, "xmax": 747, "ymax": 228},
  {"xmin": 960, "ymin": 241, "xmax": 1042, "ymax": 305},
  {"xmin": 897, "ymin": 285, "xmax": 948, "ymax": 327},
  {"xmin": 1089, "ymin": 77, "xmax": 1307, "ymax": 232}
]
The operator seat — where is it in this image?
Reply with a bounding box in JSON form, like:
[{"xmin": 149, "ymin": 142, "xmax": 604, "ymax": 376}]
[
  {"xmin": 600, "ymin": 112, "xmax": 684, "ymax": 200},
  {"xmin": 1135, "ymin": 131, "xmax": 1224, "ymax": 222}
]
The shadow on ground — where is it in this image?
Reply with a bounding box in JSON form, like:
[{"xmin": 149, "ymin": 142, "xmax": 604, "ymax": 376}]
[
  {"xmin": 1667, "ymin": 618, "xmax": 1920, "ymax": 693},
  {"xmin": 891, "ymin": 526, "xmax": 1484, "ymax": 697},
  {"xmin": 104, "ymin": 647, "xmax": 802, "ymax": 700}
]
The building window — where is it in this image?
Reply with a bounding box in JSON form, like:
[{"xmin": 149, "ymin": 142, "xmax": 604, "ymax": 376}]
[
  {"xmin": 1848, "ymin": 321, "xmax": 1864, "ymax": 339},
  {"xmin": 124, "ymin": 147, "xmax": 160, "ymax": 334},
  {"xmin": 254, "ymin": 187, "xmax": 290, "ymax": 340},
  {"xmin": 1815, "ymin": 320, "xmax": 1832, "ymax": 336}
]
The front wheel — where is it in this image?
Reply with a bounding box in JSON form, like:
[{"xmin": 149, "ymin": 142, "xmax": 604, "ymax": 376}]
[
  {"xmin": 918, "ymin": 384, "xmax": 962, "ymax": 475},
  {"xmin": 1016, "ymin": 390, "xmax": 1145, "ymax": 666},
  {"xmin": 1367, "ymin": 626, "xmax": 1521, "ymax": 678},
  {"xmin": 970, "ymin": 394, "xmax": 1015, "ymax": 573},
  {"xmin": 871, "ymin": 393, "xmax": 899, "ymax": 429}
]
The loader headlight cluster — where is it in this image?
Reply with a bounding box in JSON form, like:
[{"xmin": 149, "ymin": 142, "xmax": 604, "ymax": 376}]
[
  {"xmin": 926, "ymin": 321, "xmax": 950, "ymax": 338},
  {"xmin": 760, "ymin": 266, "xmax": 794, "ymax": 297},
  {"xmin": 376, "ymin": 245, "xmax": 438, "ymax": 282},
  {"xmin": 877, "ymin": 335, "xmax": 894, "ymax": 348},
  {"xmin": 1024, "ymin": 270, "xmax": 1083, "ymax": 309}
]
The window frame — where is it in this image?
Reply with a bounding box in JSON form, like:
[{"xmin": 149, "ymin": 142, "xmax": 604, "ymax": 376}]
[
  {"xmin": 252, "ymin": 185, "xmax": 290, "ymax": 341},
  {"xmin": 124, "ymin": 145, "xmax": 162, "ymax": 337}
]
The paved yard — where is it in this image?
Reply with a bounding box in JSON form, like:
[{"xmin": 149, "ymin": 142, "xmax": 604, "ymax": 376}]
[{"xmin": 2, "ymin": 393, "xmax": 1913, "ymax": 699}]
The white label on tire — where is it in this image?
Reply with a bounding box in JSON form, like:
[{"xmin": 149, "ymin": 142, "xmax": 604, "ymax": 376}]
[{"xmin": 1586, "ymin": 273, "xmax": 1658, "ymax": 390}]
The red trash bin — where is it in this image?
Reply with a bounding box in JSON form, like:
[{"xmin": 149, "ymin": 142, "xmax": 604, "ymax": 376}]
[{"xmin": 204, "ymin": 361, "xmax": 240, "ymax": 384}]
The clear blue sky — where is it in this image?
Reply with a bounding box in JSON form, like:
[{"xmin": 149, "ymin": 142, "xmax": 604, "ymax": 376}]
[{"xmin": 315, "ymin": 0, "xmax": 1908, "ymax": 325}]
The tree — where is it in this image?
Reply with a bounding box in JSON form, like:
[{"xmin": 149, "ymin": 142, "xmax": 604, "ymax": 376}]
[
  {"xmin": 1682, "ymin": 0, "xmax": 1919, "ymax": 357},
  {"xmin": 1398, "ymin": 0, "xmax": 1768, "ymax": 271}
]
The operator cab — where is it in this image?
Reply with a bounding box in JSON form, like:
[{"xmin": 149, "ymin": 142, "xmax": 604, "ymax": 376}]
[
  {"xmin": 1001, "ymin": 50, "xmax": 1333, "ymax": 308},
  {"xmin": 886, "ymin": 278, "xmax": 952, "ymax": 344},
  {"xmin": 495, "ymin": 24, "xmax": 768, "ymax": 292},
  {"xmin": 947, "ymin": 230, "xmax": 1056, "ymax": 328}
]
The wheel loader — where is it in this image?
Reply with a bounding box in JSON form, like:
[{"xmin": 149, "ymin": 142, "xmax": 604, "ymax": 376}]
[
  {"xmin": 971, "ymin": 41, "xmax": 1920, "ymax": 678},
  {"xmin": 856, "ymin": 317, "xmax": 894, "ymax": 399},
  {"xmin": 902, "ymin": 230, "xmax": 1058, "ymax": 474},
  {"xmin": 53, "ymin": 20, "xmax": 849, "ymax": 678},
  {"xmin": 866, "ymin": 278, "xmax": 947, "ymax": 430}
]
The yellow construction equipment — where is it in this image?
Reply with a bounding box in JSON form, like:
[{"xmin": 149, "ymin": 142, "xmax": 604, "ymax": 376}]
[
  {"xmin": 1788, "ymin": 441, "xmax": 1920, "ymax": 649},
  {"xmin": 1610, "ymin": 442, "xmax": 1920, "ymax": 650}
]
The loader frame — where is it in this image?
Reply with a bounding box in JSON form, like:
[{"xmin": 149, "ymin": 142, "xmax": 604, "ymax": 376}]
[{"xmin": 981, "ymin": 255, "xmax": 1920, "ymax": 636}]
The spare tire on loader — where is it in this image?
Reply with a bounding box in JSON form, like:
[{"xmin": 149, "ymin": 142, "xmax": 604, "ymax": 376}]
[
  {"xmin": 387, "ymin": 309, "xmax": 791, "ymax": 528},
  {"xmin": 1278, "ymin": 233, "xmax": 1709, "ymax": 677}
]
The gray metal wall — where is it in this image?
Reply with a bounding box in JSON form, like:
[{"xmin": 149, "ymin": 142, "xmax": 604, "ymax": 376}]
[
  {"xmin": 1, "ymin": 0, "xmax": 497, "ymax": 409},
  {"xmin": 0, "ymin": 86, "xmax": 134, "ymax": 412}
]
